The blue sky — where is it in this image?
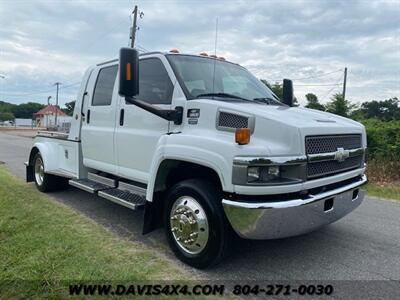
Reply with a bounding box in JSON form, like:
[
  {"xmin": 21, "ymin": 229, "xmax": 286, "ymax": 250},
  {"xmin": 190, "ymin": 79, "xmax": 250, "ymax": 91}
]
[{"xmin": 0, "ymin": 0, "xmax": 399, "ymax": 107}]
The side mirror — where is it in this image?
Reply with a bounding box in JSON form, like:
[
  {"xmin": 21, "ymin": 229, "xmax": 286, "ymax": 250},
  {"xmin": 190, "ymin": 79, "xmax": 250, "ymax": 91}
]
[
  {"xmin": 282, "ymin": 79, "xmax": 293, "ymax": 107},
  {"xmin": 118, "ymin": 47, "xmax": 139, "ymax": 97}
]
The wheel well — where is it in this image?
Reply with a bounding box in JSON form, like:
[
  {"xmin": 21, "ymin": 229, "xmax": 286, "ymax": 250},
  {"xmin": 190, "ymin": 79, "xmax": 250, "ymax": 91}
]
[
  {"xmin": 154, "ymin": 160, "xmax": 223, "ymax": 193},
  {"xmin": 143, "ymin": 160, "xmax": 223, "ymax": 234},
  {"xmin": 29, "ymin": 147, "xmax": 39, "ymax": 165}
]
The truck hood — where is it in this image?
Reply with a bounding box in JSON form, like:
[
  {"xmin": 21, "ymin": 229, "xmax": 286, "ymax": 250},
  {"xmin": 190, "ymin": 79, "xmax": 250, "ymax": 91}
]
[
  {"xmin": 186, "ymin": 99, "xmax": 366, "ymax": 156},
  {"xmin": 220, "ymin": 102, "xmax": 363, "ymax": 131}
]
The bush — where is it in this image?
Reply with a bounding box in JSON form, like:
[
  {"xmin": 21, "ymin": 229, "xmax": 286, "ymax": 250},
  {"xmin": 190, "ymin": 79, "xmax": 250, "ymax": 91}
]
[
  {"xmin": 362, "ymin": 119, "xmax": 400, "ymax": 160},
  {"xmin": 361, "ymin": 119, "xmax": 400, "ymax": 184}
]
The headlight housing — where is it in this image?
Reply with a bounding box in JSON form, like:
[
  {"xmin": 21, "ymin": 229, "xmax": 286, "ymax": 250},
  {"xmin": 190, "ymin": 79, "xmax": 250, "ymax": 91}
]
[{"xmin": 233, "ymin": 156, "xmax": 307, "ymax": 185}]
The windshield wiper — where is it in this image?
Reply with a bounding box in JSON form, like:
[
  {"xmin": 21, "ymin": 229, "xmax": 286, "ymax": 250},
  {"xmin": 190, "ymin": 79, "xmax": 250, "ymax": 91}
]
[
  {"xmin": 252, "ymin": 97, "xmax": 283, "ymax": 105},
  {"xmin": 195, "ymin": 93, "xmax": 251, "ymax": 102}
]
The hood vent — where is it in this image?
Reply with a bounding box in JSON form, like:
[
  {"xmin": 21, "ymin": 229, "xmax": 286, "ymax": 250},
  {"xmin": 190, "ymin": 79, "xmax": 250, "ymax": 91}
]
[{"xmin": 218, "ymin": 111, "xmax": 249, "ymax": 129}]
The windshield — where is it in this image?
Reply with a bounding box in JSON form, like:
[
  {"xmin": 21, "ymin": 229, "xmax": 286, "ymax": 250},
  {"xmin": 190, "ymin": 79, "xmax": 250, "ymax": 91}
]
[{"xmin": 166, "ymin": 55, "xmax": 280, "ymax": 103}]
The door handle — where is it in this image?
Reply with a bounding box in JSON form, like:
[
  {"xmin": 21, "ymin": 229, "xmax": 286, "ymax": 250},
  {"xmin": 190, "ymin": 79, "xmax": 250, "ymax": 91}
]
[
  {"xmin": 87, "ymin": 109, "xmax": 91, "ymax": 124},
  {"xmin": 119, "ymin": 109, "xmax": 125, "ymax": 126}
]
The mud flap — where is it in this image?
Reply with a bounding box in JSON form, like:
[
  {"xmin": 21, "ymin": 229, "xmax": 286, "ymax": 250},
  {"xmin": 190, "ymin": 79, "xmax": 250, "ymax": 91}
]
[{"xmin": 26, "ymin": 164, "xmax": 34, "ymax": 182}]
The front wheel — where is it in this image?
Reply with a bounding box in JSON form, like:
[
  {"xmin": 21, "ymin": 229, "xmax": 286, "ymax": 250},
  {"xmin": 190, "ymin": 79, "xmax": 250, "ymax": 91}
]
[
  {"xmin": 164, "ymin": 179, "xmax": 232, "ymax": 269},
  {"xmin": 33, "ymin": 152, "xmax": 68, "ymax": 192}
]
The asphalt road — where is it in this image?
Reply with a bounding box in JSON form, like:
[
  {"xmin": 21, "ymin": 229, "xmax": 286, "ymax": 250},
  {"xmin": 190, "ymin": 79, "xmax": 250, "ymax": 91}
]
[{"xmin": 1, "ymin": 132, "xmax": 399, "ymax": 284}]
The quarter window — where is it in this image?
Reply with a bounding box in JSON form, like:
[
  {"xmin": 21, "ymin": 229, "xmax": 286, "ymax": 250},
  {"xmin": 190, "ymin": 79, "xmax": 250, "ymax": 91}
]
[{"xmin": 92, "ymin": 65, "xmax": 118, "ymax": 106}]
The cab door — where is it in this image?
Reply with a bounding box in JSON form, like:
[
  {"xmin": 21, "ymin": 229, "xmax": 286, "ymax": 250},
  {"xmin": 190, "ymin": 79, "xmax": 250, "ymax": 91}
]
[
  {"xmin": 115, "ymin": 56, "xmax": 174, "ymax": 183},
  {"xmin": 81, "ymin": 64, "xmax": 118, "ymax": 174}
]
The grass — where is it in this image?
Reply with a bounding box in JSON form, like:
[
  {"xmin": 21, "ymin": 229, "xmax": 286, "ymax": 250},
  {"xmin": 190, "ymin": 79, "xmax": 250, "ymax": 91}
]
[
  {"xmin": 0, "ymin": 166, "xmax": 189, "ymax": 298},
  {"xmin": 366, "ymin": 183, "xmax": 400, "ymax": 201}
]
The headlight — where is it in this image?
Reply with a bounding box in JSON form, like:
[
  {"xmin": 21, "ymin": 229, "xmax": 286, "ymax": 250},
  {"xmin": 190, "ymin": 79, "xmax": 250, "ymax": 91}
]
[
  {"xmin": 247, "ymin": 166, "xmax": 280, "ymax": 183},
  {"xmin": 233, "ymin": 155, "xmax": 307, "ymax": 186}
]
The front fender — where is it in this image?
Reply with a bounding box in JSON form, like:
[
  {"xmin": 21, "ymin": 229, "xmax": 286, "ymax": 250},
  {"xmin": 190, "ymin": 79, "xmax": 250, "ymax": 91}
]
[{"xmin": 146, "ymin": 136, "xmax": 232, "ymax": 202}]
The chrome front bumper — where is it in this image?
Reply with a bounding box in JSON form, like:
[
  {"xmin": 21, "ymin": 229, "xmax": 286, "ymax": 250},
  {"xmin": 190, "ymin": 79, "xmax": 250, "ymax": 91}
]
[{"xmin": 223, "ymin": 175, "xmax": 367, "ymax": 239}]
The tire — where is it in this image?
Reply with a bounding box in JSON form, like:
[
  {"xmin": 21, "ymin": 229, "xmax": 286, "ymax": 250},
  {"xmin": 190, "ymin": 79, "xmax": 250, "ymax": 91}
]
[
  {"xmin": 164, "ymin": 179, "xmax": 232, "ymax": 269},
  {"xmin": 32, "ymin": 152, "xmax": 68, "ymax": 192}
]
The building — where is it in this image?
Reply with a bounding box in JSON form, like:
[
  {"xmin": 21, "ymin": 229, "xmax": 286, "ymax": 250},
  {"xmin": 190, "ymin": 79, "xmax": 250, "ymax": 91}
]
[{"xmin": 33, "ymin": 105, "xmax": 72, "ymax": 131}]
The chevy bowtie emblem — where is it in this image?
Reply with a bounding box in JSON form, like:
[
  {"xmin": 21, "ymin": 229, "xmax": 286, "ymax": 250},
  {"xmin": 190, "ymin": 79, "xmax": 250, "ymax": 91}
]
[{"xmin": 334, "ymin": 147, "xmax": 350, "ymax": 162}]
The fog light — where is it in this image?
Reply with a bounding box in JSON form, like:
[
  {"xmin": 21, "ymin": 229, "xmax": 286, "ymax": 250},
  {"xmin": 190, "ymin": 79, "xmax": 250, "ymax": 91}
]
[{"xmin": 247, "ymin": 167, "xmax": 260, "ymax": 182}]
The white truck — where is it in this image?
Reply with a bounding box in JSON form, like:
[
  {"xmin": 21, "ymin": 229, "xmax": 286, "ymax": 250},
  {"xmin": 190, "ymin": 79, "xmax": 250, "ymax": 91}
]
[{"xmin": 26, "ymin": 48, "xmax": 367, "ymax": 268}]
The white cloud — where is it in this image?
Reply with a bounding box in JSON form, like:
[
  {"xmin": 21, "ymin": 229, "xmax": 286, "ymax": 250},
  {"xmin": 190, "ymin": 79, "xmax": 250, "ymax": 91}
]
[{"xmin": 0, "ymin": 0, "xmax": 399, "ymax": 107}]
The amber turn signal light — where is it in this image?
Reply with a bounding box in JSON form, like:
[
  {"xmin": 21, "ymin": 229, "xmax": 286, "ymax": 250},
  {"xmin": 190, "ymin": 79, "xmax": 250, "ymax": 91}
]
[
  {"xmin": 235, "ymin": 128, "xmax": 250, "ymax": 145},
  {"xmin": 126, "ymin": 63, "xmax": 131, "ymax": 80}
]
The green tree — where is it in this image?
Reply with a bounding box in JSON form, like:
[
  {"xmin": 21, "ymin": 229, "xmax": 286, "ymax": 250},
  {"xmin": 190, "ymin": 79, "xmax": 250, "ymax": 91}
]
[
  {"xmin": 11, "ymin": 102, "xmax": 45, "ymax": 119},
  {"xmin": 0, "ymin": 112, "xmax": 15, "ymax": 121},
  {"xmin": 355, "ymin": 98, "xmax": 400, "ymax": 121},
  {"xmin": 63, "ymin": 100, "xmax": 76, "ymax": 116},
  {"xmin": 326, "ymin": 93, "xmax": 355, "ymax": 117},
  {"xmin": 305, "ymin": 93, "xmax": 325, "ymax": 111},
  {"xmin": 0, "ymin": 101, "xmax": 17, "ymax": 113}
]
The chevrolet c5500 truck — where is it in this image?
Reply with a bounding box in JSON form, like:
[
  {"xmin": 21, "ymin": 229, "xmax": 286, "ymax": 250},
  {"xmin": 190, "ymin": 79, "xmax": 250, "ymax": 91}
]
[{"xmin": 26, "ymin": 48, "xmax": 367, "ymax": 268}]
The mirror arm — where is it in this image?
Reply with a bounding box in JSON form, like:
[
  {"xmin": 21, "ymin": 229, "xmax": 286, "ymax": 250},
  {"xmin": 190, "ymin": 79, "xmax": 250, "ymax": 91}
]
[{"xmin": 125, "ymin": 96, "xmax": 183, "ymax": 125}]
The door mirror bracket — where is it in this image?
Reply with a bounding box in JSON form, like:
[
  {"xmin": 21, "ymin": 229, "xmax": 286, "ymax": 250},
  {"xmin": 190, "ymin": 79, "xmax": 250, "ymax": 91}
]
[{"xmin": 125, "ymin": 96, "xmax": 183, "ymax": 125}]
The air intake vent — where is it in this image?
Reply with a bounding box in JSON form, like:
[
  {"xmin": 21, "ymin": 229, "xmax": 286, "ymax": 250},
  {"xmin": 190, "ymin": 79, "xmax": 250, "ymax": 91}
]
[{"xmin": 218, "ymin": 112, "xmax": 249, "ymax": 129}]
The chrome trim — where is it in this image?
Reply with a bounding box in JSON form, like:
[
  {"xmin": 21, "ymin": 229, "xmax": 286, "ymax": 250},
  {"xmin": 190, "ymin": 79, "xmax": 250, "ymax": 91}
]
[
  {"xmin": 97, "ymin": 190, "xmax": 144, "ymax": 210},
  {"xmin": 88, "ymin": 172, "xmax": 116, "ymax": 187},
  {"xmin": 233, "ymin": 155, "xmax": 307, "ymax": 166},
  {"xmin": 69, "ymin": 180, "xmax": 97, "ymax": 193},
  {"xmin": 307, "ymin": 148, "xmax": 364, "ymax": 163},
  {"xmin": 37, "ymin": 131, "xmax": 69, "ymax": 139},
  {"xmin": 223, "ymin": 175, "xmax": 367, "ymax": 239}
]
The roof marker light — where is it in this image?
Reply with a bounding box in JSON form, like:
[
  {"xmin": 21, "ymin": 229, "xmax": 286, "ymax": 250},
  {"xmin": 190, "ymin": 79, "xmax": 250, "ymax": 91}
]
[
  {"xmin": 199, "ymin": 52, "xmax": 208, "ymax": 56},
  {"xmin": 170, "ymin": 49, "xmax": 180, "ymax": 53}
]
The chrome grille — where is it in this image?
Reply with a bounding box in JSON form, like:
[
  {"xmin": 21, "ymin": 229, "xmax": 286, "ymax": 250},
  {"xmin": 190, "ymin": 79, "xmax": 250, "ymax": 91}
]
[
  {"xmin": 218, "ymin": 112, "xmax": 248, "ymax": 129},
  {"xmin": 306, "ymin": 134, "xmax": 363, "ymax": 179},
  {"xmin": 308, "ymin": 156, "xmax": 363, "ymax": 178},
  {"xmin": 306, "ymin": 134, "xmax": 361, "ymax": 154}
]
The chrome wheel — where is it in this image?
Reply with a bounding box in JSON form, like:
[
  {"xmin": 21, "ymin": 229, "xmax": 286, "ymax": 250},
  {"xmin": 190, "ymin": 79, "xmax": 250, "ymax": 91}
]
[
  {"xmin": 170, "ymin": 196, "xmax": 209, "ymax": 255},
  {"xmin": 34, "ymin": 156, "xmax": 44, "ymax": 186}
]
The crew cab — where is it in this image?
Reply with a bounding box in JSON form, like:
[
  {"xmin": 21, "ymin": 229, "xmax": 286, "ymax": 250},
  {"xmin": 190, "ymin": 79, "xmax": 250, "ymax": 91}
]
[{"xmin": 26, "ymin": 48, "xmax": 367, "ymax": 268}]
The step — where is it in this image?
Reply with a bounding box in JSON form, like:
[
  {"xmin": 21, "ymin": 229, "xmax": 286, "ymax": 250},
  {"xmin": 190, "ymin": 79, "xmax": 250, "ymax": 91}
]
[
  {"xmin": 69, "ymin": 178, "xmax": 113, "ymax": 193},
  {"xmin": 98, "ymin": 188, "xmax": 146, "ymax": 210}
]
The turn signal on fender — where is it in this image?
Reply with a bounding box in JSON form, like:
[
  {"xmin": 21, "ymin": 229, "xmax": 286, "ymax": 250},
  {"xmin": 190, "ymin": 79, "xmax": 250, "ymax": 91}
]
[{"xmin": 235, "ymin": 128, "xmax": 250, "ymax": 145}]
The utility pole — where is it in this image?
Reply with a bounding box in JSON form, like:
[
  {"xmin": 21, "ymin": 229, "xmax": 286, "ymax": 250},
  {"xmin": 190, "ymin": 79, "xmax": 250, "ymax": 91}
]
[
  {"xmin": 342, "ymin": 67, "xmax": 347, "ymax": 101},
  {"xmin": 54, "ymin": 82, "xmax": 61, "ymax": 128},
  {"xmin": 130, "ymin": 5, "xmax": 138, "ymax": 48}
]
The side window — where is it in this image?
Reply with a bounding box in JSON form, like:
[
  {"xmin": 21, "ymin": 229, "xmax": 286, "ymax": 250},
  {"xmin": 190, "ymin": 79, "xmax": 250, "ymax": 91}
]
[
  {"xmin": 136, "ymin": 58, "xmax": 173, "ymax": 105},
  {"xmin": 92, "ymin": 65, "xmax": 118, "ymax": 106}
]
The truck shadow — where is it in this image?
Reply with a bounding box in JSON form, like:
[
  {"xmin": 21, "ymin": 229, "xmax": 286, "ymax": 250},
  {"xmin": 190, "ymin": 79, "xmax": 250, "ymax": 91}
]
[{"xmin": 49, "ymin": 186, "xmax": 363, "ymax": 280}]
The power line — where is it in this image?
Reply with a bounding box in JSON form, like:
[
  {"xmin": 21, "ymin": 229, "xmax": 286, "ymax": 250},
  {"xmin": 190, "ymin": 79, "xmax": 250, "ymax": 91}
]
[
  {"xmin": 292, "ymin": 69, "xmax": 343, "ymax": 81},
  {"xmin": 295, "ymin": 83, "xmax": 343, "ymax": 87},
  {"xmin": 267, "ymin": 68, "xmax": 343, "ymax": 82},
  {"xmin": 2, "ymin": 81, "xmax": 80, "ymax": 97},
  {"xmin": 320, "ymin": 75, "xmax": 344, "ymax": 102}
]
